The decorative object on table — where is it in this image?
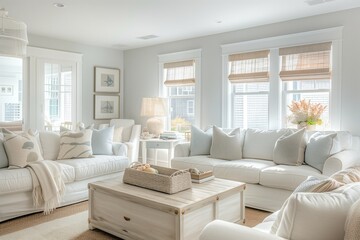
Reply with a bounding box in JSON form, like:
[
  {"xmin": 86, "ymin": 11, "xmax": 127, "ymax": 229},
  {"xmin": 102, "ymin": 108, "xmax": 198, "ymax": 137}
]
[
  {"xmin": 159, "ymin": 131, "xmax": 181, "ymax": 140},
  {"xmin": 141, "ymin": 131, "xmax": 155, "ymax": 139},
  {"xmin": 288, "ymin": 99, "xmax": 327, "ymax": 130},
  {"xmin": 94, "ymin": 67, "xmax": 120, "ymax": 93},
  {"xmin": 140, "ymin": 97, "xmax": 168, "ymax": 136},
  {"xmin": 123, "ymin": 162, "xmax": 191, "ymax": 194},
  {"xmin": 94, "ymin": 95, "xmax": 120, "ymax": 120},
  {"xmin": 189, "ymin": 168, "xmax": 214, "ymax": 183},
  {"xmin": 134, "ymin": 163, "xmax": 158, "ymax": 174},
  {"xmin": 0, "ymin": 8, "xmax": 28, "ymax": 57}
]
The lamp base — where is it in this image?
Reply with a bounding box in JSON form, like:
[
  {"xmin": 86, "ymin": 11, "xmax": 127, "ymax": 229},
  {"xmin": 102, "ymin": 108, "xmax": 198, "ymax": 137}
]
[{"xmin": 146, "ymin": 117, "xmax": 164, "ymax": 136}]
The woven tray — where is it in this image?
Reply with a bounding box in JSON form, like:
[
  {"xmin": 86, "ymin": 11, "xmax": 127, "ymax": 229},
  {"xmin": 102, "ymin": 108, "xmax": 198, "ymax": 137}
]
[
  {"xmin": 191, "ymin": 171, "xmax": 213, "ymax": 180},
  {"xmin": 123, "ymin": 163, "xmax": 192, "ymax": 194}
]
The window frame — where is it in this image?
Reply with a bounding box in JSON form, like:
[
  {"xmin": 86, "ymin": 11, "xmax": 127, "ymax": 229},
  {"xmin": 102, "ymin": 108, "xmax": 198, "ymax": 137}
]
[
  {"xmin": 221, "ymin": 27, "xmax": 342, "ymax": 130},
  {"xmin": 158, "ymin": 49, "xmax": 201, "ymax": 130}
]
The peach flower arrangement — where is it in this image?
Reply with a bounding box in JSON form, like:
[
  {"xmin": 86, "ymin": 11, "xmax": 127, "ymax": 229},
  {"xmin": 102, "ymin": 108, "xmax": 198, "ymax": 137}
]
[{"xmin": 288, "ymin": 99, "xmax": 327, "ymax": 128}]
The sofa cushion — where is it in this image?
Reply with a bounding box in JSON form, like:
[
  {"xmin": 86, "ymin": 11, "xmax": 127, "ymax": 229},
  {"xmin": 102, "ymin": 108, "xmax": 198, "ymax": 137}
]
[
  {"xmin": 57, "ymin": 129, "xmax": 93, "ymax": 160},
  {"xmin": 243, "ymin": 129, "xmax": 289, "ymax": 161},
  {"xmin": 260, "ymin": 164, "xmax": 324, "ymax": 191},
  {"xmin": 275, "ymin": 183, "xmax": 360, "ymax": 240},
  {"xmin": 273, "ymin": 128, "xmax": 306, "ymax": 166},
  {"xmin": 39, "ymin": 131, "xmax": 60, "ymax": 160},
  {"xmin": 210, "ymin": 127, "xmax": 242, "ymax": 160},
  {"xmin": 57, "ymin": 155, "xmax": 129, "ymax": 181},
  {"xmin": 0, "ymin": 139, "xmax": 8, "ymax": 168},
  {"xmin": 214, "ymin": 159, "xmax": 276, "ymax": 184},
  {"xmin": 171, "ymin": 156, "xmax": 225, "ymax": 172},
  {"xmin": 345, "ymin": 198, "xmax": 360, "ymax": 240},
  {"xmin": 91, "ymin": 127, "xmax": 114, "ymax": 155},
  {"xmin": 190, "ymin": 125, "xmax": 213, "ymax": 156}
]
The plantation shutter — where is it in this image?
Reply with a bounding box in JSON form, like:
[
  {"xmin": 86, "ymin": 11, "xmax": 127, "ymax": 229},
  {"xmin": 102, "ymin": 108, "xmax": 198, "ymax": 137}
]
[
  {"xmin": 164, "ymin": 60, "xmax": 195, "ymax": 86},
  {"xmin": 279, "ymin": 42, "xmax": 332, "ymax": 81},
  {"xmin": 228, "ymin": 50, "xmax": 270, "ymax": 83}
]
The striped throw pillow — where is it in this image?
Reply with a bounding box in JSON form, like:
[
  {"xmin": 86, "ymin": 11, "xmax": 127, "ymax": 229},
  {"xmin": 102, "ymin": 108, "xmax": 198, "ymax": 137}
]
[{"xmin": 57, "ymin": 129, "xmax": 93, "ymax": 159}]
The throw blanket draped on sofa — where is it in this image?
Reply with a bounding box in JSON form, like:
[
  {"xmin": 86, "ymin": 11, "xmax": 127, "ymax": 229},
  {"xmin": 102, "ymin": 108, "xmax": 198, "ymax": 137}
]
[{"xmin": 27, "ymin": 160, "xmax": 65, "ymax": 214}]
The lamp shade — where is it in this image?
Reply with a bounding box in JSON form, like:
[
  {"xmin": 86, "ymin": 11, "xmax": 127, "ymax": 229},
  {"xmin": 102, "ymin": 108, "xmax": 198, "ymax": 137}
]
[
  {"xmin": 140, "ymin": 97, "xmax": 168, "ymax": 117},
  {"xmin": 0, "ymin": 9, "xmax": 28, "ymax": 57}
]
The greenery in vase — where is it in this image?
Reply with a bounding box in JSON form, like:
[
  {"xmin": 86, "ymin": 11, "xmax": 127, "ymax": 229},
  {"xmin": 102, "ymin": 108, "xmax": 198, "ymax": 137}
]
[{"xmin": 288, "ymin": 99, "xmax": 327, "ymax": 128}]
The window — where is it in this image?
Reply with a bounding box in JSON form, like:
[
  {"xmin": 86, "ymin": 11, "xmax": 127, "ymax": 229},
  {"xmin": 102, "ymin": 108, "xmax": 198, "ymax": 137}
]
[
  {"xmin": 228, "ymin": 50, "xmax": 270, "ymax": 129},
  {"xmin": 222, "ymin": 28, "xmax": 341, "ymax": 130},
  {"xmin": 159, "ymin": 49, "xmax": 201, "ymax": 133},
  {"xmin": 0, "ymin": 56, "xmax": 23, "ymax": 128}
]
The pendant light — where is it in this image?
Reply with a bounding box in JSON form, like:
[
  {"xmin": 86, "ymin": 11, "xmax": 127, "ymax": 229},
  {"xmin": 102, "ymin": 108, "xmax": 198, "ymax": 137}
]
[{"xmin": 0, "ymin": 8, "xmax": 28, "ymax": 57}]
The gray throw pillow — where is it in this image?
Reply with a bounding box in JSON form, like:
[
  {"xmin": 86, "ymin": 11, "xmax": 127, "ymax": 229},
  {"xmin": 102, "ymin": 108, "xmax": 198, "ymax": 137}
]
[
  {"xmin": 0, "ymin": 140, "xmax": 8, "ymax": 168},
  {"xmin": 305, "ymin": 132, "xmax": 337, "ymax": 172},
  {"xmin": 190, "ymin": 125, "xmax": 213, "ymax": 156},
  {"xmin": 210, "ymin": 126, "xmax": 242, "ymax": 160},
  {"xmin": 92, "ymin": 126, "xmax": 114, "ymax": 155}
]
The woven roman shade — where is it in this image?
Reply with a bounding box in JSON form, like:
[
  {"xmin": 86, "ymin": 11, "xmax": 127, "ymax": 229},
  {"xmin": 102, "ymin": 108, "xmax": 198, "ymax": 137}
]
[
  {"xmin": 228, "ymin": 50, "xmax": 270, "ymax": 83},
  {"xmin": 164, "ymin": 60, "xmax": 195, "ymax": 86},
  {"xmin": 279, "ymin": 42, "xmax": 332, "ymax": 81}
]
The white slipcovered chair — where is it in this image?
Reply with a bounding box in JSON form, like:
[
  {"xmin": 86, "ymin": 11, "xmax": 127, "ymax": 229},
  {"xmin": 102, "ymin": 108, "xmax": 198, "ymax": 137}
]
[{"xmin": 108, "ymin": 119, "xmax": 141, "ymax": 163}]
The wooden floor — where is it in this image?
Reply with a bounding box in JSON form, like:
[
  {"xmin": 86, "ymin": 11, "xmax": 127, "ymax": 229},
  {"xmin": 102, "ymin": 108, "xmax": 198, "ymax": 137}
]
[{"xmin": 243, "ymin": 207, "xmax": 271, "ymax": 227}]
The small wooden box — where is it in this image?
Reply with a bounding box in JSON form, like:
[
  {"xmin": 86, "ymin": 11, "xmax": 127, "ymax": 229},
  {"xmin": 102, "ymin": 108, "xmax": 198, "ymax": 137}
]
[
  {"xmin": 123, "ymin": 165, "xmax": 191, "ymax": 194},
  {"xmin": 191, "ymin": 171, "xmax": 213, "ymax": 180}
]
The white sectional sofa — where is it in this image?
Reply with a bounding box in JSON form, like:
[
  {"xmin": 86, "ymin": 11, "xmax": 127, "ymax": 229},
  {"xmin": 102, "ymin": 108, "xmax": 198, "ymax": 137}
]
[
  {"xmin": 172, "ymin": 128, "xmax": 360, "ymax": 212},
  {"xmin": 0, "ymin": 130, "xmax": 129, "ymax": 222}
]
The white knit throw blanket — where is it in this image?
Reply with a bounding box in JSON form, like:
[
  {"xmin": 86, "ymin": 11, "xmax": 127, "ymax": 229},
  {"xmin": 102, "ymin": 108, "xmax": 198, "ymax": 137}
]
[{"xmin": 28, "ymin": 160, "xmax": 65, "ymax": 214}]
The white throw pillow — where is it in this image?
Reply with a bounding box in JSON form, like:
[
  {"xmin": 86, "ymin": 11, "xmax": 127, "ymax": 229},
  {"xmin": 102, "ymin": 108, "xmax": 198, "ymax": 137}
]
[
  {"xmin": 0, "ymin": 139, "xmax": 8, "ymax": 168},
  {"xmin": 210, "ymin": 126, "xmax": 242, "ymax": 160},
  {"xmin": 243, "ymin": 128, "xmax": 290, "ymax": 161},
  {"xmin": 92, "ymin": 126, "xmax": 114, "ymax": 155},
  {"xmin": 39, "ymin": 131, "xmax": 60, "ymax": 160},
  {"xmin": 2, "ymin": 129, "xmax": 44, "ymax": 168},
  {"xmin": 275, "ymin": 183, "xmax": 360, "ymax": 240},
  {"xmin": 190, "ymin": 125, "xmax": 213, "ymax": 156},
  {"xmin": 273, "ymin": 128, "xmax": 306, "ymax": 166},
  {"xmin": 57, "ymin": 129, "xmax": 93, "ymax": 159},
  {"xmin": 305, "ymin": 132, "xmax": 338, "ymax": 172},
  {"xmin": 345, "ymin": 198, "xmax": 360, "ymax": 240}
]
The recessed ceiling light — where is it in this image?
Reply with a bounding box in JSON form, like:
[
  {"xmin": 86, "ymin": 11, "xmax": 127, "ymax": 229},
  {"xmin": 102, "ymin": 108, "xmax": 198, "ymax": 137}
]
[
  {"xmin": 216, "ymin": 20, "xmax": 222, "ymax": 24},
  {"xmin": 53, "ymin": 3, "xmax": 65, "ymax": 8},
  {"xmin": 305, "ymin": 0, "xmax": 335, "ymax": 6},
  {"xmin": 137, "ymin": 35, "xmax": 159, "ymax": 40}
]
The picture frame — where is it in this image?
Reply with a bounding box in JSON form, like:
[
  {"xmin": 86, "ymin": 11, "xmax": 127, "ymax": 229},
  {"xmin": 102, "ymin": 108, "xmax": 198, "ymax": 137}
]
[
  {"xmin": 94, "ymin": 95, "xmax": 120, "ymax": 120},
  {"xmin": 94, "ymin": 67, "xmax": 120, "ymax": 93}
]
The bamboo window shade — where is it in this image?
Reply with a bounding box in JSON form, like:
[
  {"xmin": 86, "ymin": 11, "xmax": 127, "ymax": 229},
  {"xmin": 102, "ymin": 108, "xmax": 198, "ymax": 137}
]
[
  {"xmin": 164, "ymin": 60, "xmax": 195, "ymax": 86},
  {"xmin": 228, "ymin": 50, "xmax": 270, "ymax": 83},
  {"xmin": 279, "ymin": 42, "xmax": 332, "ymax": 81}
]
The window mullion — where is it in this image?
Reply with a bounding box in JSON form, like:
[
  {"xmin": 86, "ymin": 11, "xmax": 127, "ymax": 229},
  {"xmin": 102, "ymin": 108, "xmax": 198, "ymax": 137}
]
[{"xmin": 268, "ymin": 48, "xmax": 281, "ymax": 129}]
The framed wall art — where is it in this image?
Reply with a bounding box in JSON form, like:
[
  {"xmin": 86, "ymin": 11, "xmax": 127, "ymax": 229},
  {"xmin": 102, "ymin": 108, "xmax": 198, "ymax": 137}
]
[
  {"xmin": 94, "ymin": 67, "xmax": 120, "ymax": 93},
  {"xmin": 94, "ymin": 95, "xmax": 120, "ymax": 120}
]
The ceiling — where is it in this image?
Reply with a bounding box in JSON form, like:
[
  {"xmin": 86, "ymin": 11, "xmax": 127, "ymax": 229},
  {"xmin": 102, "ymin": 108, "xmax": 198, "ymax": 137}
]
[{"xmin": 1, "ymin": 0, "xmax": 360, "ymax": 50}]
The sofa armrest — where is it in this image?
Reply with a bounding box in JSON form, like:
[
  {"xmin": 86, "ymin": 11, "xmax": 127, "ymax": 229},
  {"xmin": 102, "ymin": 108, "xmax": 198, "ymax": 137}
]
[
  {"xmin": 174, "ymin": 142, "xmax": 190, "ymax": 157},
  {"xmin": 200, "ymin": 220, "xmax": 284, "ymax": 240},
  {"xmin": 112, "ymin": 142, "xmax": 128, "ymax": 157},
  {"xmin": 323, "ymin": 150, "xmax": 360, "ymax": 176}
]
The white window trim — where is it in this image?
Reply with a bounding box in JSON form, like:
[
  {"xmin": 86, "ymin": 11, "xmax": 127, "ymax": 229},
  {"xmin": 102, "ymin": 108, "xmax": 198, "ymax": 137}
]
[
  {"xmin": 25, "ymin": 46, "xmax": 83, "ymax": 130},
  {"xmin": 221, "ymin": 27, "xmax": 342, "ymax": 130},
  {"xmin": 158, "ymin": 49, "xmax": 202, "ymax": 128},
  {"xmin": 187, "ymin": 99, "xmax": 195, "ymax": 116}
]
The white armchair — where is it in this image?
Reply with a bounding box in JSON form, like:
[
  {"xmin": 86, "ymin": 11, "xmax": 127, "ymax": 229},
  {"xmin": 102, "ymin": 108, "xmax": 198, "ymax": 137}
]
[{"xmin": 109, "ymin": 119, "xmax": 141, "ymax": 163}]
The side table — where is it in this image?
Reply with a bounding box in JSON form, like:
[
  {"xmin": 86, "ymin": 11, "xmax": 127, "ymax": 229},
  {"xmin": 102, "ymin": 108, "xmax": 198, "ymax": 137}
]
[{"xmin": 140, "ymin": 138, "xmax": 182, "ymax": 167}]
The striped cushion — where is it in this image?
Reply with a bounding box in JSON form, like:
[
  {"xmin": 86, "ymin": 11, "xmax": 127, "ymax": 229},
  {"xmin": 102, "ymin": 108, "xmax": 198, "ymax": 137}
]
[{"xmin": 57, "ymin": 129, "xmax": 93, "ymax": 160}]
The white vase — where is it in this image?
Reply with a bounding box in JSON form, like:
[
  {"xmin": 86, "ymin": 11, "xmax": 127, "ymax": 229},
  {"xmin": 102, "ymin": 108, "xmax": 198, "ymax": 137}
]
[{"xmin": 297, "ymin": 124, "xmax": 316, "ymax": 131}]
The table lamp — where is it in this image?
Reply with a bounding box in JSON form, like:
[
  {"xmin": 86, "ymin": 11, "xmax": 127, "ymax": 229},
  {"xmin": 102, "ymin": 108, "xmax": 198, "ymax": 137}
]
[{"xmin": 140, "ymin": 97, "xmax": 168, "ymax": 136}]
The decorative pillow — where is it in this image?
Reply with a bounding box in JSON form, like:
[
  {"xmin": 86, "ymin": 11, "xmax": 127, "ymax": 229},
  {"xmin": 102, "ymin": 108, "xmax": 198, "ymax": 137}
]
[
  {"xmin": 273, "ymin": 128, "xmax": 306, "ymax": 166},
  {"xmin": 190, "ymin": 125, "xmax": 213, "ymax": 156},
  {"xmin": 92, "ymin": 126, "xmax": 114, "ymax": 155},
  {"xmin": 113, "ymin": 127, "xmax": 123, "ymax": 142},
  {"xmin": 210, "ymin": 126, "xmax": 242, "ymax": 160},
  {"xmin": 275, "ymin": 183, "xmax": 360, "ymax": 240},
  {"xmin": 78, "ymin": 123, "xmax": 94, "ymax": 131},
  {"xmin": 39, "ymin": 131, "xmax": 60, "ymax": 160},
  {"xmin": 0, "ymin": 139, "xmax": 9, "ymax": 168},
  {"xmin": 305, "ymin": 132, "xmax": 337, "ymax": 172},
  {"xmin": 345, "ymin": 198, "xmax": 360, "ymax": 240},
  {"xmin": 2, "ymin": 129, "xmax": 44, "ymax": 168},
  {"xmin": 330, "ymin": 167, "xmax": 360, "ymax": 184},
  {"xmin": 57, "ymin": 129, "xmax": 93, "ymax": 159}
]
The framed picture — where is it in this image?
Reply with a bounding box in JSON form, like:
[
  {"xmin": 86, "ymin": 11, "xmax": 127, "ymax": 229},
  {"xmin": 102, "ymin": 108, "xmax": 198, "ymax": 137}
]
[
  {"xmin": 0, "ymin": 85, "xmax": 13, "ymax": 96},
  {"xmin": 94, "ymin": 95, "xmax": 120, "ymax": 120},
  {"xmin": 94, "ymin": 67, "xmax": 120, "ymax": 93}
]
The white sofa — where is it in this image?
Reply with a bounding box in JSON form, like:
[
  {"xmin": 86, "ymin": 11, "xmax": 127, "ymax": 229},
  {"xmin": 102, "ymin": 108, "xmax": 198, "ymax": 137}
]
[
  {"xmin": 172, "ymin": 128, "xmax": 360, "ymax": 212},
  {"xmin": 0, "ymin": 131, "xmax": 129, "ymax": 222}
]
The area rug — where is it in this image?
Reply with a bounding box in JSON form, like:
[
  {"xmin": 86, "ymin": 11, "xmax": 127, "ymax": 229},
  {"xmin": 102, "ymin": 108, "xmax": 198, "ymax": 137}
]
[{"xmin": 0, "ymin": 201, "xmax": 270, "ymax": 240}]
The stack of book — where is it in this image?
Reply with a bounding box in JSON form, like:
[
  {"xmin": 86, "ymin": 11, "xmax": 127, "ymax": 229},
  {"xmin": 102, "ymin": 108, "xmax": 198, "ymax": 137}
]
[
  {"xmin": 159, "ymin": 131, "xmax": 182, "ymax": 140},
  {"xmin": 191, "ymin": 170, "xmax": 214, "ymax": 183}
]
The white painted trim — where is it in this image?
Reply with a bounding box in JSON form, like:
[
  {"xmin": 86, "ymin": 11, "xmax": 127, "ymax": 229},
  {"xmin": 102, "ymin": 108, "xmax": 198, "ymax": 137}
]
[
  {"xmin": 158, "ymin": 49, "xmax": 202, "ymax": 128},
  {"xmin": 222, "ymin": 27, "xmax": 343, "ymax": 130}
]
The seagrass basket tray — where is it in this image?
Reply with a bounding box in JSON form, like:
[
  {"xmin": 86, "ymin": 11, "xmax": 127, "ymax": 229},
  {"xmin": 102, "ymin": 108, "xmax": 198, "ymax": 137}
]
[{"xmin": 123, "ymin": 162, "xmax": 192, "ymax": 194}]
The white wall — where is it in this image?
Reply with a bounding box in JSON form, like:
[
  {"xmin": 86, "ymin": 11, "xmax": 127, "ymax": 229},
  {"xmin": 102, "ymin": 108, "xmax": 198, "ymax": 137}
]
[
  {"xmin": 27, "ymin": 34, "xmax": 124, "ymax": 126},
  {"xmin": 124, "ymin": 8, "xmax": 360, "ymax": 135}
]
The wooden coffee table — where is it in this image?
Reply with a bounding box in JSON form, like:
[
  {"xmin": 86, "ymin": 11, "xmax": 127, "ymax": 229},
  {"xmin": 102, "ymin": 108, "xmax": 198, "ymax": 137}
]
[{"xmin": 88, "ymin": 178, "xmax": 246, "ymax": 240}]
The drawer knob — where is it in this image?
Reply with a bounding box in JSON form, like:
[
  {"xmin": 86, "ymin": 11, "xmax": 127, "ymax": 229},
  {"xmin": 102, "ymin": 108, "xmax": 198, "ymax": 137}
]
[{"xmin": 124, "ymin": 216, "xmax": 131, "ymax": 221}]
